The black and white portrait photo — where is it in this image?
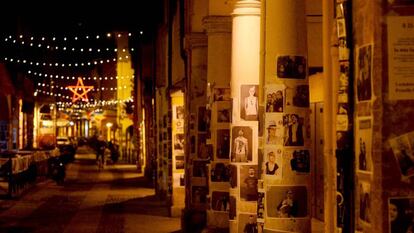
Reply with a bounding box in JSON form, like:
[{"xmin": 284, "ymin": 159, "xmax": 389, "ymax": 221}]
[
  {"xmin": 356, "ymin": 44, "xmax": 372, "ymax": 102},
  {"xmin": 192, "ymin": 186, "xmax": 208, "ymax": 205},
  {"xmin": 240, "ymin": 165, "xmax": 258, "ymax": 202},
  {"xmin": 283, "ymin": 114, "xmax": 305, "ymax": 147},
  {"xmin": 193, "ymin": 160, "xmax": 208, "ymax": 177},
  {"xmin": 265, "ymin": 116, "xmax": 284, "ymax": 145},
  {"xmin": 238, "ymin": 214, "xmax": 258, "ymax": 233},
  {"xmin": 266, "ymin": 84, "xmax": 285, "ymax": 113},
  {"xmin": 359, "ymin": 182, "xmax": 371, "ymax": 224},
  {"xmin": 229, "ymin": 164, "xmax": 238, "ymax": 188},
  {"xmin": 175, "ymin": 154, "xmax": 185, "ymax": 170},
  {"xmin": 262, "ymin": 147, "xmax": 283, "ymax": 179},
  {"xmin": 389, "ymin": 197, "xmax": 414, "ymax": 233},
  {"xmin": 229, "ymin": 196, "xmax": 236, "ymax": 220},
  {"xmin": 277, "ymin": 55, "xmax": 307, "ymax": 79},
  {"xmin": 210, "ymin": 162, "xmax": 230, "ymax": 182},
  {"xmin": 285, "ymin": 85, "xmax": 310, "ymax": 108},
  {"xmin": 213, "ymin": 87, "xmax": 231, "ymax": 102},
  {"xmin": 266, "ymin": 186, "xmax": 308, "ymax": 218},
  {"xmin": 174, "ymin": 134, "xmax": 184, "ymax": 150},
  {"xmin": 211, "ymin": 191, "xmax": 230, "ymax": 212},
  {"xmin": 240, "ymin": 85, "xmax": 259, "ymax": 121},
  {"xmin": 289, "ymin": 149, "xmax": 310, "ymax": 173},
  {"xmin": 389, "ymin": 133, "xmax": 414, "ymax": 177},
  {"xmin": 198, "ymin": 107, "xmax": 211, "ymax": 132},
  {"xmin": 216, "ymin": 129, "xmax": 230, "ymax": 159},
  {"xmin": 217, "ymin": 101, "xmax": 232, "ymax": 123},
  {"xmin": 231, "ymin": 126, "xmax": 253, "ymax": 163}
]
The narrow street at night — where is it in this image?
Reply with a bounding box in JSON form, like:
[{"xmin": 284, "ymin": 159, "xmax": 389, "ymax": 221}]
[{"xmin": 0, "ymin": 147, "xmax": 180, "ymax": 233}]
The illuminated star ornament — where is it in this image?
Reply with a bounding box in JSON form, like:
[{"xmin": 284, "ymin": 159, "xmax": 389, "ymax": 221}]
[{"xmin": 67, "ymin": 78, "xmax": 94, "ymax": 102}]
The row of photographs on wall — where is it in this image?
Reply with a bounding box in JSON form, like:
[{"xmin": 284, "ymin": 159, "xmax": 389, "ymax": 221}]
[
  {"xmin": 225, "ymin": 185, "xmax": 308, "ymax": 220},
  {"xmin": 203, "ymin": 149, "xmax": 310, "ymax": 184},
  {"xmin": 228, "ymin": 213, "xmax": 310, "ymax": 233},
  {"xmin": 357, "ymin": 181, "xmax": 414, "ymax": 233},
  {"xmin": 202, "ymin": 184, "xmax": 309, "ymax": 221}
]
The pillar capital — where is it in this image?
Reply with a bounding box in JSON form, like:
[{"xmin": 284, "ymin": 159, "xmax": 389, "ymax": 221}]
[
  {"xmin": 232, "ymin": 0, "xmax": 261, "ymax": 17},
  {"xmin": 184, "ymin": 32, "xmax": 207, "ymax": 50},
  {"xmin": 203, "ymin": 16, "xmax": 232, "ymax": 34}
]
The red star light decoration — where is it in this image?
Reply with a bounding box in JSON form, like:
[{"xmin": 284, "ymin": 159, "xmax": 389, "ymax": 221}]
[{"xmin": 67, "ymin": 78, "xmax": 94, "ymax": 103}]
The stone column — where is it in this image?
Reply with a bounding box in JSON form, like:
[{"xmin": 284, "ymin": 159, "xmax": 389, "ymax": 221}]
[
  {"xmin": 262, "ymin": 0, "xmax": 311, "ymax": 232},
  {"xmin": 229, "ymin": 1, "xmax": 261, "ymax": 232},
  {"xmin": 203, "ymin": 15, "xmax": 232, "ymax": 229}
]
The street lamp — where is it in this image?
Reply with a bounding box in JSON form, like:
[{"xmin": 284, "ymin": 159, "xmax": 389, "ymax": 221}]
[{"xmin": 106, "ymin": 122, "xmax": 113, "ymax": 141}]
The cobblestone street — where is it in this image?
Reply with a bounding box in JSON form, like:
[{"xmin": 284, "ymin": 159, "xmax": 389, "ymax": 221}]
[{"xmin": 0, "ymin": 152, "xmax": 180, "ymax": 233}]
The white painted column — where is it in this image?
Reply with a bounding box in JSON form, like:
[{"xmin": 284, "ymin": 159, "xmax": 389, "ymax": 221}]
[
  {"xmin": 229, "ymin": 1, "xmax": 261, "ymax": 232},
  {"xmin": 262, "ymin": 0, "xmax": 311, "ymax": 232}
]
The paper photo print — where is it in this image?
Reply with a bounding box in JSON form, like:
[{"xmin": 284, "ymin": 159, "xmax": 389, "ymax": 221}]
[
  {"xmin": 388, "ymin": 197, "xmax": 414, "ymax": 233},
  {"xmin": 174, "ymin": 133, "xmax": 185, "ymax": 151},
  {"xmin": 211, "ymin": 191, "xmax": 230, "ymax": 212},
  {"xmin": 266, "ymin": 186, "xmax": 308, "ymax": 218},
  {"xmin": 389, "ymin": 132, "xmax": 414, "ymax": 177},
  {"xmin": 238, "ymin": 214, "xmax": 258, "ymax": 233},
  {"xmin": 175, "ymin": 154, "xmax": 185, "ymax": 170},
  {"xmin": 217, "ymin": 101, "xmax": 232, "ymax": 123},
  {"xmin": 262, "ymin": 147, "xmax": 283, "ymax": 179},
  {"xmin": 240, "ymin": 165, "xmax": 259, "ymax": 202},
  {"xmin": 358, "ymin": 181, "xmax": 371, "ymax": 224},
  {"xmin": 356, "ymin": 118, "xmax": 373, "ymax": 173},
  {"xmin": 216, "ymin": 129, "xmax": 231, "ymax": 160},
  {"xmin": 283, "ymin": 114, "xmax": 306, "ymax": 147},
  {"xmin": 266, "ymin": 84, "xmax": 285, "ymax": 113},
  {"xmin": 277, "ymin": 55, "xmax": 307, "ymax": 79},
  {"xmin": 265, "ymin": 114, "xmax": 284, "ymax": 145},
  {"xmin": 231, "ymin": 126, "xmax": 253, "ymax": 163},
  {"xmin": 285, "ymin": 85, "xmax": 310, "ymax": 108},
  {"xmin": 211, "ymin": 162, "xmax": 230, "ymax": 182},
  {"xmin": 356, "ymin": 44, "xmax": 373, "ymax": 102},
  {"xmin": 240, "ymin": 85, "xmax": 259, "ymax": 121},
  {"xmin": 288, "ymin": 149, "xmax": 310, "ymax": 173},
  {"xmin": 213, "ymin": 87, "xmax": 231, "ymax": 102}
]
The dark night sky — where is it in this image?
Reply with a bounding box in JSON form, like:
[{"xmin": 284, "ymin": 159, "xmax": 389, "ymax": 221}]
[{"xmin": 0, "ymin": 1, "xmax": 164, "ymax": 35}]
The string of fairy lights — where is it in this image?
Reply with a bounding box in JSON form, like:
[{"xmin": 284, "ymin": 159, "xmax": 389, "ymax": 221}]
[
  {"xmin": 26, "ymin": 70, "xmax": 133, "ymax": 81},
  {"xmin": 4, "ymin": 54, "xmax": 131, "ymax": 68},
  {"xmin": 36, "ymin": 82, "xmax": 131, "ymax": 91},
  {"xmin": 1, "ymin": 31, "xmax": 137, "ymax": 108}
]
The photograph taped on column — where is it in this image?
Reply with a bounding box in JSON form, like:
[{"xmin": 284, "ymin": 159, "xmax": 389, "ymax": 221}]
[
  {"xmin": 229, "ymin": 195, "xmax": 237, "ymax": 220},
  {"xmin": 283, "ymin": 113, "xmax": 307, "ymax": 147},
  {"xmin": 213, "ymin": 87, "xmax": 231, "ymax": 102},
  {"xmin": 287, "ymin": 149, "xmax": 310, "ymax": 174},
  {"xmin": 356, "ymin": 44, "xmax": 373, "ymax": 102},
  {"xmin": 262, "ymin": 146, "xmax": 283, "ymax": 179},
  {"xmin": 231, "ymin": 125, "xmax": 254, "ymax": 163},
  {"xmin": 210, "ymin": 162, "xmax": 231, "ymax": 183},
  {"xmin": 388, "ymin": 196, "xmax": 414, "ymax": 233},
  {"xmin": 240, "ymin": 84, "xmax": 259, "ymax": 121},
  {"xmin": 211, "ymin": 191, "xmax": 230, "ymax": 212},
  {"xmin": 216, "ymin": 129, "xmax": 231, "ymax": 160},
  {"xmin": 266, "ymin": 185, "xmax": 308, "ymax": 219},
  {"xmin": 265, "ymin": 114, "xmax": 284, "ymax": 145},
  {"xmin": 238, "ymin": 213, "xmax": 258, "ymax": 233},
  {"xmin": 356, "ymin": 118, "xmax": 373, "ymax": 174},
  {"xmin": 265, "ymin": 84, "xmax": 285, "ymax": 113},
  {"xmin": 257, "ymin": 191, "xmax": 265, "ymax": 222},
  {"xmin": 276, "ymin": 55, "xmax": 307, "ymax": 80},
  {"xmin": 198, "ymin": 106, "xmax": 211, "ymax": 132},
  {"xmin": 240, "ymin": 165, "xmax": 259, "ymax": 202},
  {"xmin": 358, "ymin": 181, "xmax": 371, "ymax": 225},
  {"xmin": 389, "ymin": 131, "xmax": 414, "ymax": 178},
  {"xmin": 285, "ymin": 84, "xmax": 309, "ymax": 109},
  {"xmin": 216, "ymin": 101, "xmax": 232, "ymax": 123}
]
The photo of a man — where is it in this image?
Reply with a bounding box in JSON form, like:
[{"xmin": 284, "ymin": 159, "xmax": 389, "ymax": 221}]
[
  {"xmin": 356, "ymin": 44, "xmax": 372, "ymax": 102},
  {"xmin": 231, "ymin": 126, "xmax": 253, "ymax": 163},
  {"xmin": 240, "ymin": 165, "xmax": 258, "ymax": 202},
  {"xmin": 266, "ymin": 185, "xmax": 307, "ymax": 218}
]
